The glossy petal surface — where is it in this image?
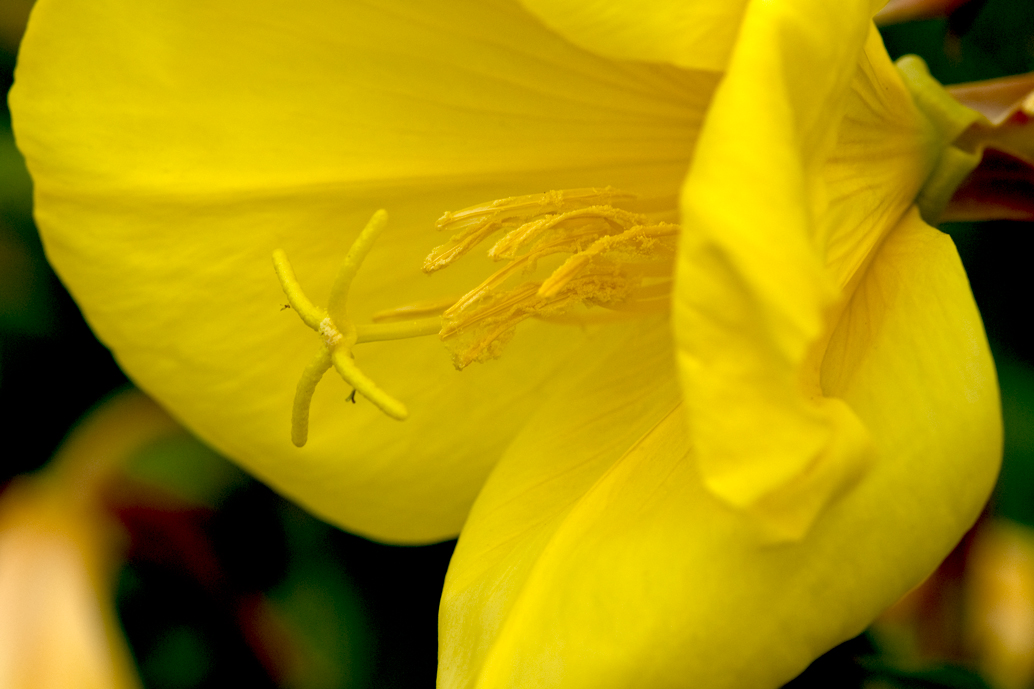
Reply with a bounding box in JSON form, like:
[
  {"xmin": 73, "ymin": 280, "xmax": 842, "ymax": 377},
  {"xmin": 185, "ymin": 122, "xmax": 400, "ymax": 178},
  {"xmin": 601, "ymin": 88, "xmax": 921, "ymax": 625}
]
[{"xmin": 11, "ymin": 0, "xmax": 716, "ymax": 542}]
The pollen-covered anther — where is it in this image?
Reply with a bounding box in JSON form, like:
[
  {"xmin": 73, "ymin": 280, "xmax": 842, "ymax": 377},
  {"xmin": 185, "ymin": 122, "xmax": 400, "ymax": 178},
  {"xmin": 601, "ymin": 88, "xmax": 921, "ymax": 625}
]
[
  {"xmin": 272, "ymin": 210, "xmax": 443, "ymax": 447},
  {"xmin": 424, "ymin": 187, "xmax": 638, "ymax": 273},
  {"xmin": 423, "ymin": 189, "xmax": 681, "ymax": 370}
]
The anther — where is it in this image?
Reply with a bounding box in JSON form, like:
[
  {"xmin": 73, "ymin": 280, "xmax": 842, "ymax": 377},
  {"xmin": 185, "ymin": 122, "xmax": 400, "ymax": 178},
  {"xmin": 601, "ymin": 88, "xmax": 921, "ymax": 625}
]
[
  {"xmin": 421, "ymin": 189, "xmax": 680, "ymax": 369},
  {"xmin": 424, "ymin": 187, "xmax": 637, "ymax": 273}
]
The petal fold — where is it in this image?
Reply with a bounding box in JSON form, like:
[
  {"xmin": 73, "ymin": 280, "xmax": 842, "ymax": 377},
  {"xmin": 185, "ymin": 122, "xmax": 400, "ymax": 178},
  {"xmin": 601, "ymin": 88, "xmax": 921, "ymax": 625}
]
[
  {"xmin": 517, "ymin": 0, "xmax": 748, "ymax": 72},
  {"xmin": 676, "ymin": 4, "xmax": 982, "ymax": 537},
  {"xmin": 677, "ymin": 0, "xmax": 877, "ymax": 538},
  {"xmin": 440, "ymin": 210, "xmax": 1000, "ymax": 689}
]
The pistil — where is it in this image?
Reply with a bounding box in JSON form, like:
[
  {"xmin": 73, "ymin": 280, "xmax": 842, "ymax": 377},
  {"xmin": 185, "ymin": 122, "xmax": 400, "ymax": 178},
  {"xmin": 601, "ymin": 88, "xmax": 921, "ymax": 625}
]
[{"xmin": 273, "ymin": 210, "xmax": 441, "ymax": 446}]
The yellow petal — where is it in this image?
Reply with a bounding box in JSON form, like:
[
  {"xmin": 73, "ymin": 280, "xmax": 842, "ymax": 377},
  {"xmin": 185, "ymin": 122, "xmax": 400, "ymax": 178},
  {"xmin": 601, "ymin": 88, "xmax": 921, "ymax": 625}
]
[
  {"xmin": 517, "ymin": 0, "xmax": 749, "ymax": 72},
  {"xmin": 677, "ymin": 0, "xmax": 875, "ymax": 538},
  {"xmin": 821, "ymin": 38, "xmax": 942, "ymax": 288},
  {"xmin": 11, "ymin": 0, "xmax": 716, "ymax": 542},
  {"xmin": 819, "ymin": 208, "xmax": 1001, "ymax": 517},
  {"xmin": 677, "ymin": 4, "xmax": 975, "ymax": 537},
  {"xmin": 440, "ymin": 316, "xmax": 681, "ymax": 689},
  {"xmin": 439, "ymin": 209, "xmax": 1000, "ymax": 689},
  {"xmin": 517, "ymin": 0, "xmax": 889, "ymax": 73}
]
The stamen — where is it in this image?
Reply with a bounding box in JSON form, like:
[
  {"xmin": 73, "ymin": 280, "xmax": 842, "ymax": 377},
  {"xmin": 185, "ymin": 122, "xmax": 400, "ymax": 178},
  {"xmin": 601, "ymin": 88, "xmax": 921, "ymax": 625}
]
[
  {"xmin": 355, "ymin": 318, "xmax": 444, "ymax": 344},
  {"xmin": 273, "ymin": 210, "xmax": 441, "ymax": 446},
  {"xmin": 538, "ymin": 224, "xmax": 678, "ymax": 298},
  {"xmin": 488, "ymin": 206, "xmax": 648, "ymax": 261},
  {"xmin": 371, "ymin": 296, "xmax": 460, "ymax": 323},
  {"xmin": 425, "ymin": 187, "xmax": 637, "ymax": 272},
  {"xmin": 421, "ymin": 189, "xmax": 681, "ymax": 369}
]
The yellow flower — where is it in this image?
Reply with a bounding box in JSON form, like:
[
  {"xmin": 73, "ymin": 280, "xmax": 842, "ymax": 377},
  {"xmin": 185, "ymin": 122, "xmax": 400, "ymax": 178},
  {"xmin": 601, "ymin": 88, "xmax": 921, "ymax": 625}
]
[{"xmin": 10, "ymin": 0, "xmax": 1003, "ymax": 686}]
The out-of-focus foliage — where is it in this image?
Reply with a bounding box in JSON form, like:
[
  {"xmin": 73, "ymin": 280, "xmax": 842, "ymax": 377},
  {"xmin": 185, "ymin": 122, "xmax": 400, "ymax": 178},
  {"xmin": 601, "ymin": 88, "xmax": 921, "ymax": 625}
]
[
  {"xmin": 995, "ymin": 361, "xmax": 1034, "ymax": 526},
  {"xmin": 0, "ymin": 117, "xmax": 51, "ymax": 338}
]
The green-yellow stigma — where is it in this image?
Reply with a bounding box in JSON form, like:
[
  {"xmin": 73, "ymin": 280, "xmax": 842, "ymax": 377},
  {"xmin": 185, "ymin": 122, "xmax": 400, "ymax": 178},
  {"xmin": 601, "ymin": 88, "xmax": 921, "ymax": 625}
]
[{"xmin": 273, "ymin": 210, "xmax": 440, "ymax": 447}]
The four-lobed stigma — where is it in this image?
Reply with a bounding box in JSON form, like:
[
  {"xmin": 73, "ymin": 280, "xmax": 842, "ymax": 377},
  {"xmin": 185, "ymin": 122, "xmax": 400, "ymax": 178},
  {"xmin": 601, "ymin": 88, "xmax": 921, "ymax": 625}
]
[
  {"xmin": 272, "ymin": 210, "xmax": 440, "ymax": 446},
  {"xmin": 274, "ymin": 189, "xmax": 681, "ymax": 446}
]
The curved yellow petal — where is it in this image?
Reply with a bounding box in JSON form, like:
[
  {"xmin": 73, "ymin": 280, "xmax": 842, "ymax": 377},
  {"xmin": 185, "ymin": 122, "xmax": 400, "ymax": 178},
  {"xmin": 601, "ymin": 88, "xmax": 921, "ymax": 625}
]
[
  {"xmin": 677, "ymin": 0, "xmax": 977, "ymax": 537},
  {"xmin": 517, "ymin": 0, "xmax": 889, "ymax": 73},
  {"xmin": 439, "ymin": 209, "xmax": 1000, "ymax": 689},
  {"xmin": 517, "ymin": 0, "xmax": 749, "ymax": 72},
  {"xmin": 440, "ymin": 316, "xmax": 681, "ymax": 689},
  {"xmin": 11, "ymin": 0, "xmax": 716, "ymax": 542},
  {"xmin": 517, "ymin": 0, "xmax": 889, "ymax": 76},
  {"xmin": 677, "ymin": 0, "xmax": 873, "ymax": 538}
]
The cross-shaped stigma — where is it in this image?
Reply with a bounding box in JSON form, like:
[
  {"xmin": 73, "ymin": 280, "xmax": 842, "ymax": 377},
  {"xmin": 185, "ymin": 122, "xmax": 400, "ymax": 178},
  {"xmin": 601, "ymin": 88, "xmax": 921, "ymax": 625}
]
[{"xmin": 273, "ymin": 210, "xmax": 442, "ymax": 447}]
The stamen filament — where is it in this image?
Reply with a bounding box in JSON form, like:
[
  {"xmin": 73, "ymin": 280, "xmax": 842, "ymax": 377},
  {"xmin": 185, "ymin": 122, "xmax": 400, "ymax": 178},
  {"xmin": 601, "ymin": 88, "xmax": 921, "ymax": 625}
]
[
  {"xmin": 426, "ymin": 188, "xmax": 638, "ymax": 272},
  {"xmin": 444, "ymin": 227, "xmax": 611, "ymax": 317},
  {"xmin": 487, "ymin": 206, "xmax": 647, "ymax": 260},
  {"xmin": 440, "ymin": 282, "xmax": 542, "ymax": 338},
  {"xmin": 598, "ymin": 297, "xmax": 670, "ymax": 313},
  {"xmin": 272, "ymin": 250, "xmax": 328, "ymax": 330},
  {"xmin": 330, "ymin": 348, "xmax": 408, "ymax": 420},
  {"xmin": 327, "ymin": 209, "xmax": 388, "ymax": 324},
  {"xmin": 426, "ymin": 189, "xmax": 681, "ymax": 369},
  {"xmin": 372, "ymin": 296, "xmax": 459, "ymax": 322},
  {"xmin": 291, "ymin": 347, "xmax": 333, "ymax": 447},
  {"xmin": 355, "ymin": 317, "xmax": 442, "ymax": 344}
]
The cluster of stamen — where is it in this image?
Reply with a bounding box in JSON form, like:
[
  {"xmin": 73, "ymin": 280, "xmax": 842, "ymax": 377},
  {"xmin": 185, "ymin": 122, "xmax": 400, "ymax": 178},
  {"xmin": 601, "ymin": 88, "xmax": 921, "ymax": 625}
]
[
  {"xmin": 274, "ymin": 189, "xmax": 680, "ymax": 445},
  {"xmin": 385, "ymin": 187, "xmax": 679, "ymax": 368}
]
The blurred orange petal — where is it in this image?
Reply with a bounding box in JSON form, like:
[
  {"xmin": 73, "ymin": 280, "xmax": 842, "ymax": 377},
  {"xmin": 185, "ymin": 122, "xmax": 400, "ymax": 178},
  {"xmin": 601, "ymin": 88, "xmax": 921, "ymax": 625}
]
[
  {"xmin": 0, "ymin": 390, "xmax": 182, "ymax": 689},
  {"xmin": 0, "ymin": 480, "xmax": 139, "ymax": 689},
  {"xmin": 966, "ymin": 520, "xmax": 1034, "ymax": 689},
  {"xmin": 949, "ymin": 73, "xmax": 1034, "ymax": 126},
  {"xmin": 941, "ymin": 73, "xmax": 1034, "ymax": 221}
]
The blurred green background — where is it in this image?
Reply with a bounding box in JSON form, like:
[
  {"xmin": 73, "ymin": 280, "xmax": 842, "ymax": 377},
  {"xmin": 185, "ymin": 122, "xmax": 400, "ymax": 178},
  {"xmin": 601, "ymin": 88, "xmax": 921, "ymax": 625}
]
[{"xmin": 2, "ymin": 1, "xmax": 1034, "ymax": 688}]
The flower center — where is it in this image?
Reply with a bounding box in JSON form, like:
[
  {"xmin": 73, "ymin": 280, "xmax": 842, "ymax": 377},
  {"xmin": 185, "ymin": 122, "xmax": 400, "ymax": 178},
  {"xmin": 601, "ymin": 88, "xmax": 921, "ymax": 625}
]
[{"xmin": 273, "ymin": 189, "xmax": 680, "ymax": 446}]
